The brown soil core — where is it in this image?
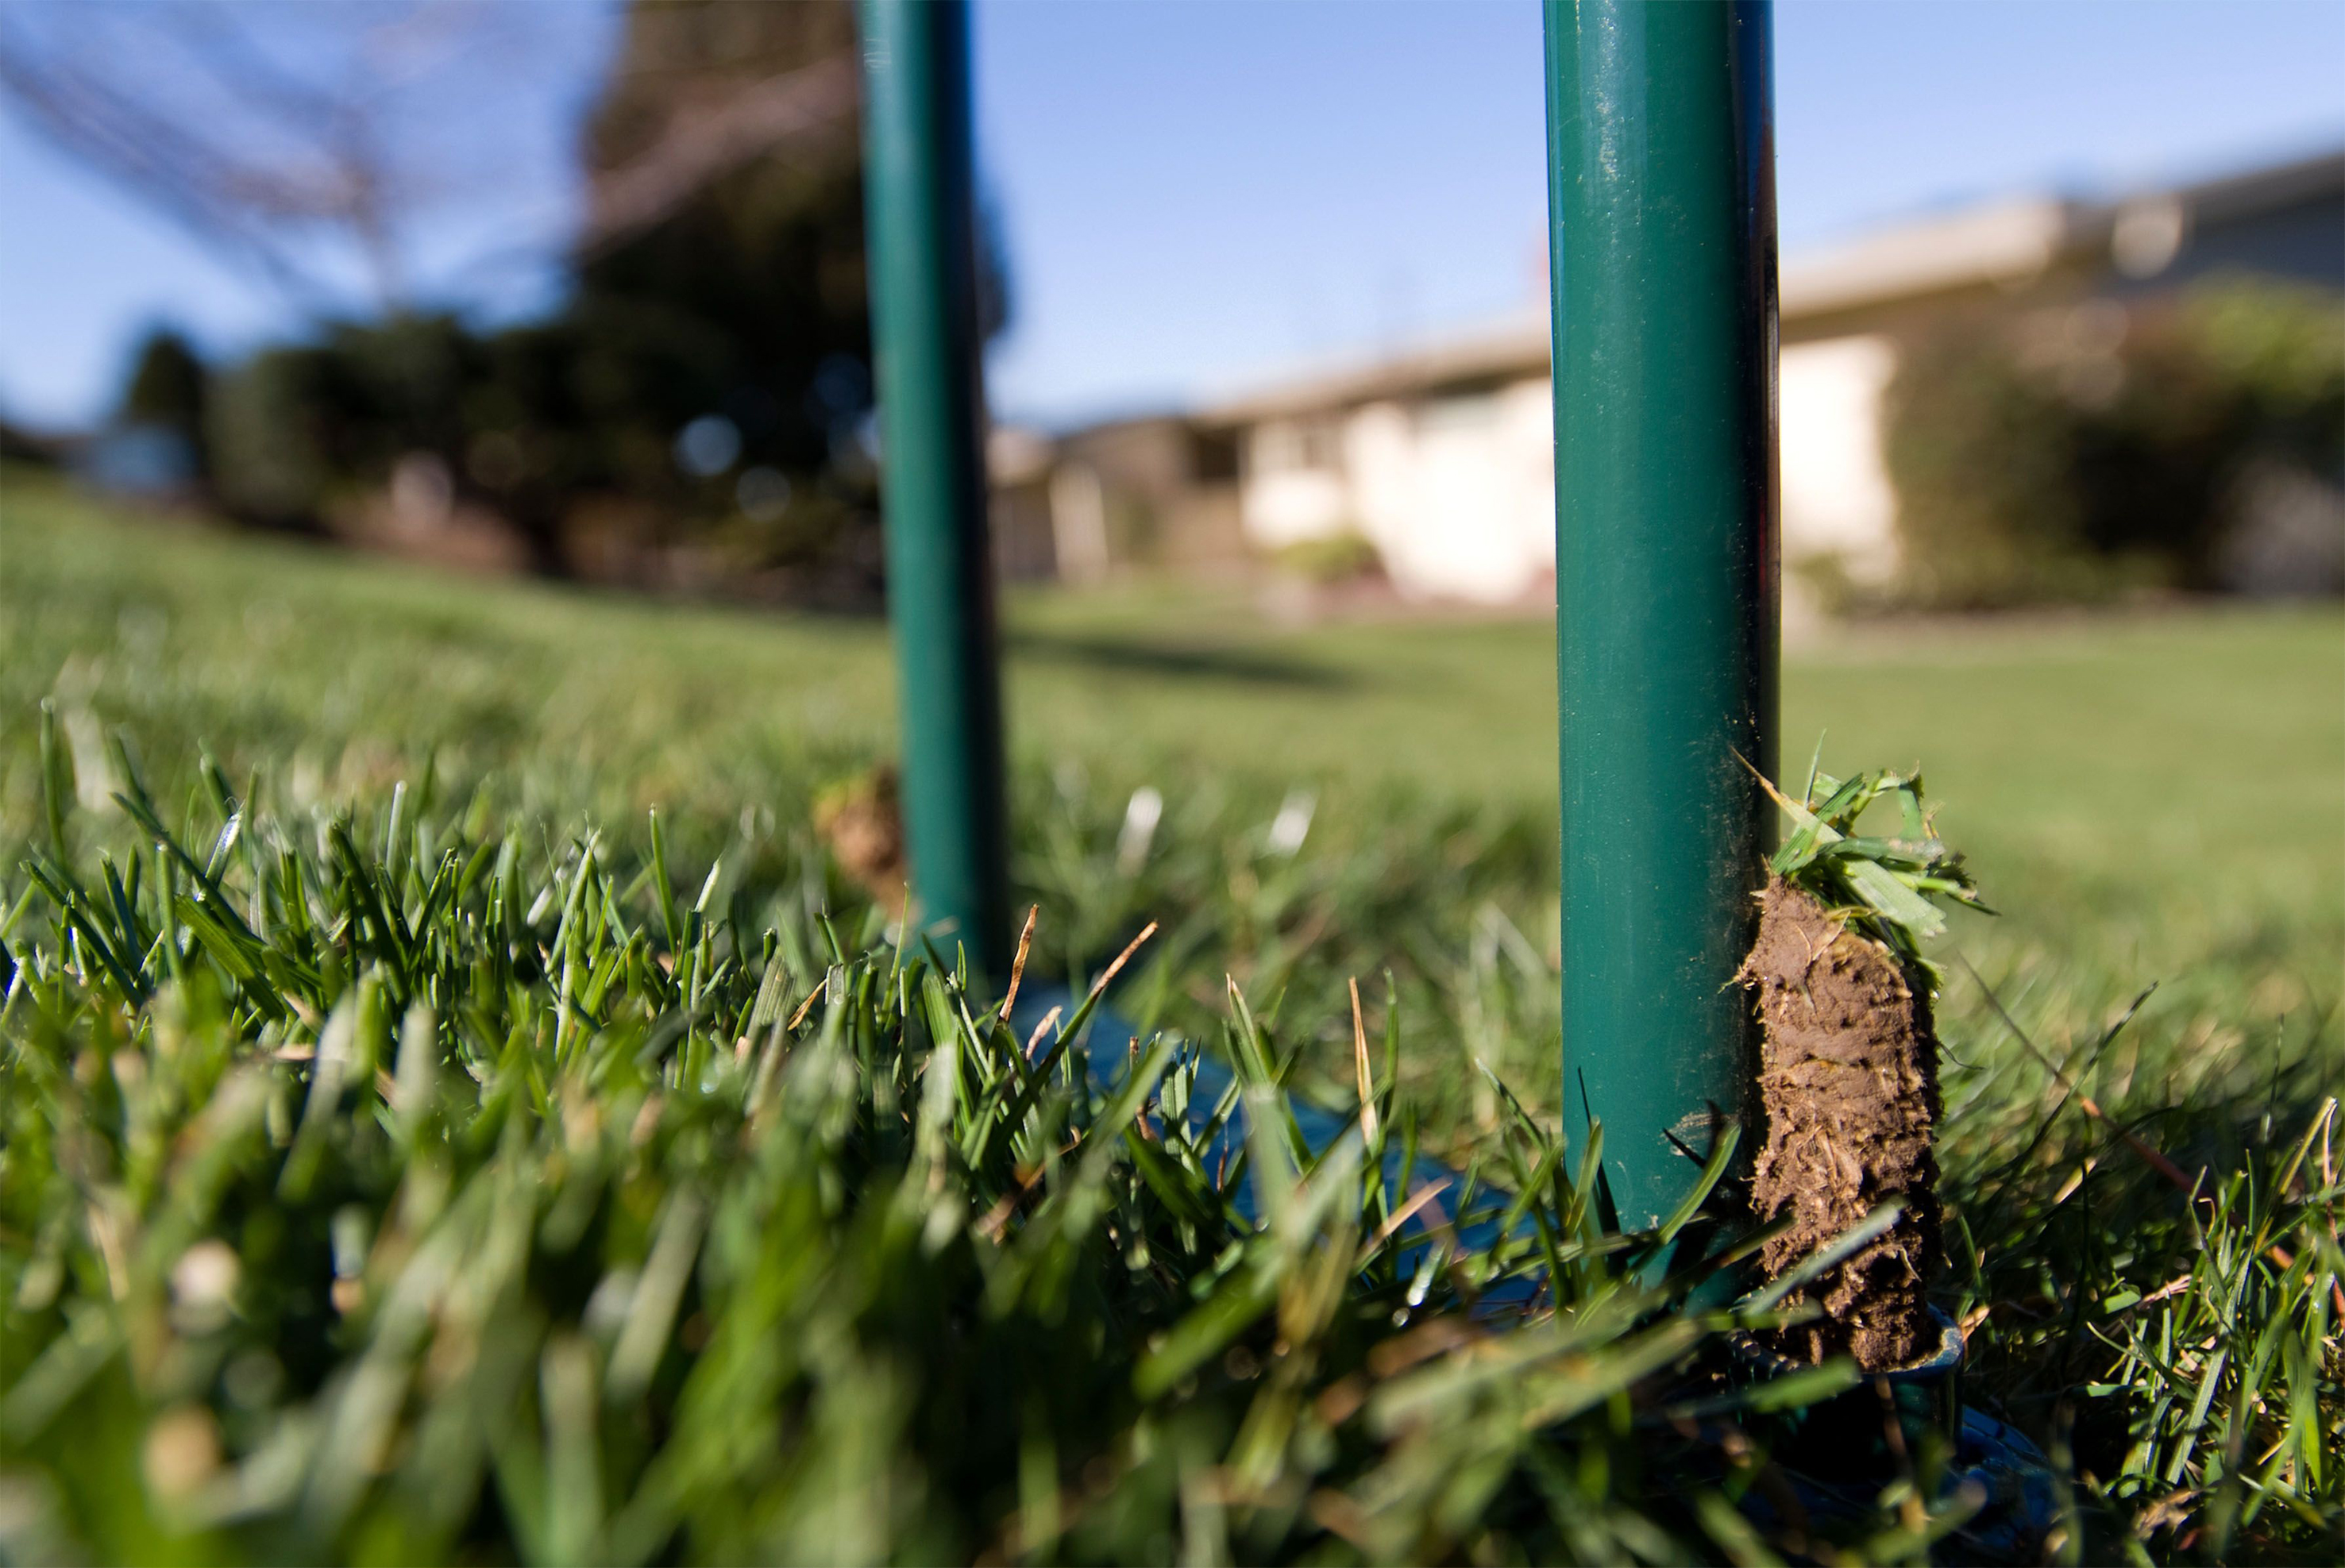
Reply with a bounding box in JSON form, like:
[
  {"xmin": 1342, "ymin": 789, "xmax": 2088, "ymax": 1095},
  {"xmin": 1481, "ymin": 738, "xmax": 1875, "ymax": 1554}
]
[
  {"xmin": 813, "ymin": 765, "xmax": 908, "ymax": 909},
  {"xmin": 1740, "ymin": 876, "xmax": 1942, "ymax": 1371}
]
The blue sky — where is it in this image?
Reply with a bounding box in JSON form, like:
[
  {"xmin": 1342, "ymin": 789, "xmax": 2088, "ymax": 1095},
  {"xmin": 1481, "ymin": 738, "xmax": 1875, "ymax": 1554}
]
[{"xmin": 2, "ymin": 0, "xmax": 2340, "ymax": 433}]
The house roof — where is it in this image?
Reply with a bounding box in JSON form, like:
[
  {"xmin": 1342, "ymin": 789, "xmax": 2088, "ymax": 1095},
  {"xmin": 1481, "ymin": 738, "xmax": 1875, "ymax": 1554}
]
[
  {"xmin": 1182, "ymin": 143, "xmax": 2344, "ymax": 427},
  {"xmin": 1781, "ymin": 145, "xmax": 2345, "ymax": 328},
  {"xmin": 1777, "ymin": 195, "xmax": 2087, "ymax": 322},
  {"xmin": 2163, "ymin": 144, "xmax": 2345, "ymax": 228},
  {"xmin": 1197, "ymin": 314, "xmax": 1551, "ymax": 426}
]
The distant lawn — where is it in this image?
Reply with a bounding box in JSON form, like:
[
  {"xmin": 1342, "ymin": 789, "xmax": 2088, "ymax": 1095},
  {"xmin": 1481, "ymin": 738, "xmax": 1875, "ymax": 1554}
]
[
  {"xmin": 1016, "ymin": 582, "xmax": 2343, "ymax": 976},
  {"xmin": 4, "ymin": 472, "xmax": 2339, "ymax": 1125}
]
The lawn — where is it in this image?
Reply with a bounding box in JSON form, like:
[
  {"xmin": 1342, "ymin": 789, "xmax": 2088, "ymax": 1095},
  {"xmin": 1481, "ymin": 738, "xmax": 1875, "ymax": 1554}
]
[
  {"xmin": 6, "ymin": 473, "xmax": 2337, "ymax": 1089},
  {"xmin": 3, "ymin": 473, "xmax": 2341, "ymax": 1560}
]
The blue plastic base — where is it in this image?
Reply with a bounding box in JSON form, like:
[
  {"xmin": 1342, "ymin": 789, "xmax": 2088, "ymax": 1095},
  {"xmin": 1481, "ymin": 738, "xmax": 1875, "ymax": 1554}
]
[
  {"xmin": 1739, "ymin": 1404, "xmax": 2056, "ymax": 1563},
  {"xmin": 1009, "ymin": 980, "xmax": 2055, "ymax": 1559}
]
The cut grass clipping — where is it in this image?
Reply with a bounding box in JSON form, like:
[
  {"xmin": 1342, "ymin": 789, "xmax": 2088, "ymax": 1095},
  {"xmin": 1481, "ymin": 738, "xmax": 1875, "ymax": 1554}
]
[{"xmin": 1743, "ymin": 765, "xmax": 1986, "ymax": 1373}]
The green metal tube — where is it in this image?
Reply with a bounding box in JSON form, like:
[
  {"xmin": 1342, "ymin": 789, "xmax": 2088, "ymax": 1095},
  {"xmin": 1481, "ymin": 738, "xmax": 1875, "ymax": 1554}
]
[
  {"xmin": 858, "ymin": 0, "xmax": 1009, "ymax": 978},
  {"xmin": 1544, "ymin": 0, "xmax": 1779, "ymax": 1231}
]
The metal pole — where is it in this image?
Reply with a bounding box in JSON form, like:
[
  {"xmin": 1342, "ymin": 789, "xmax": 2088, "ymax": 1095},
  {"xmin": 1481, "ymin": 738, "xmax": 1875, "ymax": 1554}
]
[
  {"xmin": 1544, "ymin": 0, "xmax": 1779, "ymax": 1231},
  {"xmin": 858, "ymin": 0, "xmax": 1009, "ymax": 978}
]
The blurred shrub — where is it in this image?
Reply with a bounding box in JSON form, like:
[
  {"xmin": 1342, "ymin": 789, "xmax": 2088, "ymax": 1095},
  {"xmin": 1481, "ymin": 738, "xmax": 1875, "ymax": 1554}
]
[
  {"xmin": 1268, "ymin": 528, "xmax": 1383, "ymax": 586},
  {"xmin": 183, "ymin": 0, "xmax": 912, "ymax": 602},
  {"xmin": 1881, "ymin": 278, "xmax": 2345, "ymax": 610},
  {"xmin": 117, "ymin": 328, "xmax": 213, "ymax": 482},
  {"xmin": 198, "ymin": 278, "xmax": 884, "ymax": 599}
]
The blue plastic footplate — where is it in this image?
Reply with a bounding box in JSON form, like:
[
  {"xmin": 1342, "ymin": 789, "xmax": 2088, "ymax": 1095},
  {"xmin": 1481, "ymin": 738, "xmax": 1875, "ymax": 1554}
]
[{"xmin": 1006, "ymin": 980, "xmax": 2054, "ymax": 1557}]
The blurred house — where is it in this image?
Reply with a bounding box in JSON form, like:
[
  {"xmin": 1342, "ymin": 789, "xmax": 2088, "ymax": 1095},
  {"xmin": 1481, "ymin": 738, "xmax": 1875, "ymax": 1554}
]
[
  {"xmin": 994, "ymin": 144, "xmax": 2344, "ymax": 605},
  {"xmin": 989, "ymin": 415, "xmax": 1243, "ymax": 584}
]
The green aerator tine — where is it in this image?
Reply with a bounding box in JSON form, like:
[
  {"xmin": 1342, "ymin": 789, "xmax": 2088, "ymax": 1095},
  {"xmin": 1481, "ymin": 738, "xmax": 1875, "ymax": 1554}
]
[
  {"xmin": 1545, "ymin": 0, "xmax": 1780, "ymax": 1236},
  {"xmin": 858, "ymin": 0, "xmax": 1009, "ymax": 978}
]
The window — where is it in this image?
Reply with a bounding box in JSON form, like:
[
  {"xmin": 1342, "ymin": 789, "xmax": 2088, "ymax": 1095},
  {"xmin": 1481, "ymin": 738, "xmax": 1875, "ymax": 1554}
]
[
  {"xmin": 1251, "ymin": 417, "xmax": 1341, "ymax": 474},
  {"xmin": 1415, "ymin": 389, "xmax": 1501, "ymax": 434}
]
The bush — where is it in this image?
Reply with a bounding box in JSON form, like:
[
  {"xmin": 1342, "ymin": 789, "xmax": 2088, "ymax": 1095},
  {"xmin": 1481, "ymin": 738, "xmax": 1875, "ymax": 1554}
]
[
  {"xmin": 1881, "ymin": 279, "xmax": 2345, "ymax": 610},
  {"xmin": 171, "ymin": 0, "xmax": 900, "ymax": 594},
  {"xmin": 202, "ymin": 314, "xmax": 883, "ymax": 593},
  {"xmin": 1269, "ymin": 530, "xmax": 1383, "ymax": 587}
]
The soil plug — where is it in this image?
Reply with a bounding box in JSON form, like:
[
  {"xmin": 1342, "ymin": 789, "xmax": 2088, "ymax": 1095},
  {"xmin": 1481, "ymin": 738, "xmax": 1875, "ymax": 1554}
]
[
  {"xmin": 815, "ymin": 764, "xmax": 908, "ymax": 909},
  {"xmin": 1743, "ymin": 874, "xmax": 1941, "ymax": 1368},
  {"xmin": 1741, "ymin": 764, "xmax": 1989, "ymax": 1371}
]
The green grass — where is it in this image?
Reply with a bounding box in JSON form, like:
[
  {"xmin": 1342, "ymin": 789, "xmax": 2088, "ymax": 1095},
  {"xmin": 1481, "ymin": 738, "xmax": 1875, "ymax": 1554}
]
[
  {"xmin": 8, "ymin": 475, "xmax": 2336, "ymax": 947},
  {"xmin": 5, "ymin": 475, "xmax": 2336, "ymax": 1133},
  {"xmin": 0, "ymin": 743, "xmax": 2034, "ymax": 1565},
  {"xmin": 3, "ymin": 473, "xmax": 2341, "ymax": 1561}
]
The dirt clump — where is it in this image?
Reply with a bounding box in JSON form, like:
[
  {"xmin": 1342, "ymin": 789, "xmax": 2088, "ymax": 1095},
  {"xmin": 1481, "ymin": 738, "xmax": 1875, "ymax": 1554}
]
[
  {"xmin": 1739, "ymin": 876, "xmax": 1942, "ymax": 1371},
  {"xmin": 814, "ymin": 765, "xmax": 908, "ymax": 909}
]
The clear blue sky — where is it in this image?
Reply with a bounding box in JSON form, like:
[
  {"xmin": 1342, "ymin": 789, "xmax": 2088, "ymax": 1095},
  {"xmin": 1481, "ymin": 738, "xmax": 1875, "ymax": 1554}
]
[{"xmin": 2, "ymin": 0, "xmax": 2339, "ymax": 433}]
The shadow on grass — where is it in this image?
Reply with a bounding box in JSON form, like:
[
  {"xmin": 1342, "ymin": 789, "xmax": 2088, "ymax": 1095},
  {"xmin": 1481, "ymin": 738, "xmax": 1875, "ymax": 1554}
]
[{"xmin": 1005, "ymin": 629, "xmax": 1354, "ymax": 688}]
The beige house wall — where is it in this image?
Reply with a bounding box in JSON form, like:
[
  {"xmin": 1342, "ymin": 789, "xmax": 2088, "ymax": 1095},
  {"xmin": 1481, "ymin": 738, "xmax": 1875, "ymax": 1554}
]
[
  {"xmin": 1778, "ymin": 334, "xmax": 1900, "ymax": 584},
  {"xmin": 1232, "ymin": 345, "xmax": 1896, "ymax": 605},
  {"xmin": 1043, "ymin": 148, "xmax": 2343, "ymax": 605}
]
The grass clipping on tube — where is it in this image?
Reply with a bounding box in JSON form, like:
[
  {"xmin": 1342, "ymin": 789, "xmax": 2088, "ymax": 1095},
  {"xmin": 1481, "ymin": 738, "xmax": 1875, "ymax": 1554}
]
[{"xmin": 1741, "ymin": 762, "xmax": 1989, "ymax": 1371}]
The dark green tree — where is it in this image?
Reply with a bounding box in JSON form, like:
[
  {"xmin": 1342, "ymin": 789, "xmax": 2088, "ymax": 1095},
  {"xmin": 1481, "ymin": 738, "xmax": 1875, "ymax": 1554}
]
[
  {"xmin": 118, "ymin": 326, "xmax": 212, "ymax": 480},
  {"xmin": 565, "ymin": 0, "xmax": 877, "ymax": 558},
  {"xmin": 191, "ymin": 0, "xmax": 1009, "ymax": 594}
]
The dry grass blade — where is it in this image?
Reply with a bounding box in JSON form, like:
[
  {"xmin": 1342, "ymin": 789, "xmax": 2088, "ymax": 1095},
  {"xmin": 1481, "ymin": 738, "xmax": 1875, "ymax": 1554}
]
[
  {"xmin": 1357, "ymin": 1180, "xmax": 1450, "ymax": 1263},
  {"xmin": 1022, "ymin": 1004, "xmax": 1063, "ymax": 1061},
  {"xmin": 1002, "ymin": 903, "xmax": 1038, "ymax": 1020},
  {"xmin": 786, "ymin": 977, "xmax": 826, "ymax": 1031},
  {"xmin": 1089, "ymin": 919, "xmax": 1157, "ymax": 1001}
]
